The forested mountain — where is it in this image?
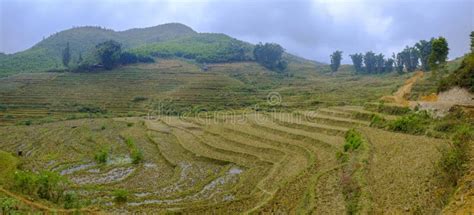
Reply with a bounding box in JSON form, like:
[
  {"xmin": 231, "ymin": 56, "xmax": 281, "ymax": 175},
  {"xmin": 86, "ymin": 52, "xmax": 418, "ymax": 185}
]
[{"xmin": 0, "ymin": 23, "xmax": 255, "ymax": 75}]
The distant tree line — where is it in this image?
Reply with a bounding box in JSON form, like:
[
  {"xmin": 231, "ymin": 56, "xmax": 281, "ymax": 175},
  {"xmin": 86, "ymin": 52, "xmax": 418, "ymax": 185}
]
[
  {"xmin": 345, "ymin": 36, "xmax": 449, "ymax": 74},
  {"xmin": 62, "ymin": 40, "xmax": 154, "ymax": 71},
  {"xmin": 349, "ymin": 52, "xmax": 394, "ymax": 74},
  {"xmin": 62, "ymin": 37, "xmax": 288, "ymax": 72}
]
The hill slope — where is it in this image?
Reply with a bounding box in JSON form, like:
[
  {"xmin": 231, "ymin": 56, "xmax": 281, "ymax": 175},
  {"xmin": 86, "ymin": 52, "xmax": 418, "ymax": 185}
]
[{"xmin": 0, "ymin": 23, "xmax": 196, "ymax": 75}]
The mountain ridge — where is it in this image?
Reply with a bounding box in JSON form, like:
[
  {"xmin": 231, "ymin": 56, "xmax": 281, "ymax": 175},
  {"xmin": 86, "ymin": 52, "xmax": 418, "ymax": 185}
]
[{"xmin": 0, "ymin": 23, "xmax": 319, "ymax": 76}]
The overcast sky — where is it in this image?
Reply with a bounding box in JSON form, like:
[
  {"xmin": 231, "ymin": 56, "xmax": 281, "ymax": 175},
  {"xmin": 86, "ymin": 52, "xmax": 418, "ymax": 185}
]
[{"xmin": 1, "ymin": 0, "xmax": 473, "ymax": 63}]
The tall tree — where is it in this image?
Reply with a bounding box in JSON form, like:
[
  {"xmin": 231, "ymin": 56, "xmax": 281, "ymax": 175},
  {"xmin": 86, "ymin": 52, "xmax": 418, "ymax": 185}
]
[
  {"xmin": 62, "ymin": 42, "xmax": 71, "ymax": 67},
  {"xmin": 384, "ymin": 58, "xmax": 394, "ymax": 73},
  {"xmin": 363, "ymin": 51, "xmax": 376, "ymax": 73},
  {"xmin": 408, "ymin": 47, "xmax": 420, "ymax": 72},
  {"xmin": 253, "ymin": 43, "xmax": 286, "ymax": 71},
  {"xmin": 400, "ymin": 46, "xmax": 419, "ymax": 72},
  {"xmin": 375, "ymin": 53, "xmax": 385, "ymax": 73},
  {"xmin": 428, "ymin": 37, "xmax": 449, "ymax": 70},
  {"xmin": 393, "ymin": 53, "xmax": 404, "ymax": 74},
  {"xmin": 330, "ymin": 50, "xmax": 343, "ymax": 73},
  {"xmin": 350, "ymin": 53, "xmax": 364, "ymax": 73},
  {"xmin": 415, "ymin": 39, "xmax": 432, "ymax": 71},
  {"xmin": 95, "ymin": 40, "xmax": 122, "ymax": 70}
]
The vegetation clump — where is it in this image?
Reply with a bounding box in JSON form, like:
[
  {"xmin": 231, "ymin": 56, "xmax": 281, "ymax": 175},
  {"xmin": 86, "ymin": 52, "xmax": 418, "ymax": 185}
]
[
  {"xmin": 13, "ymin": 170, "xmax": 69, "ymax": 203},
  {"xmin": 0, "ymin": 151, "xmax": 19, "ymax": 186},
  {"xmin": 0, "ymin": 197, "xmax": 19, "ymax": 214},
  {"xmin": 63, "ymin": 191, "xmax": 80, "ymax": 209},
  {"xmin": 253, "ymin": 42, "xmax": 287, "ymax": 72},
  {"xmin": 367, "ymin": 102, "xmax": 411, "ymax": 115},
  {"xmin": 438, "ymin": 53, "xmax": 474, "ymax": 93},
  {"xmin": 438, "ymin": 125, "xmax": 472, "ymax": 186},
  {"xmin": 113, "ymin": 189, "xmax": 129, "ymax": 204},
  {"xmin": 132, "ymin": 96, "xmax": 148, "ymax": 102},
  {"xmin": 344, "ymin": 129, "xmax": 364, "ymax": 152},
  {"xmin": 388, "ymin": 111, "xmax": 430, "ymax": 134},
  {"xmin": 369, "ymin": 114, "xmax": 387, "ymax": 128},
  {"xmin": 94, "ymin": 147, "xmax": 109, "ymax": 164},
  {"xmin": 125, "ymin": 137, "xmax": 144, "ymax": 164},
  {"xmin": 77, "ymin": 105, "xmax": 107, "ymax": 114}
]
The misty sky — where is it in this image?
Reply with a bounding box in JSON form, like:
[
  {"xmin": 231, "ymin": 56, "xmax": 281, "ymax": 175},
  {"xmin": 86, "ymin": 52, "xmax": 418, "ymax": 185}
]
[{"xmin": 1, "ymin": 0, "xmax": 473, "ymax": 63}]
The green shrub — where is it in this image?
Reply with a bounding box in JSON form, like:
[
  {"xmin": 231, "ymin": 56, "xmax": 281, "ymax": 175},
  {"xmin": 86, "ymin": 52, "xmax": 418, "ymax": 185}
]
[
  {"xmin": 125, "ymin": 137, "xmax": 143, "ymax": 164},
  {"xmin": 388, "ymin": 112, "xmax": 429, "ymax": 134},
  {"xmin": 369, "ymin": 114, "xmax": 386, "ymax": 128},
  {"xmin": 369, "ymin": 102, "xmax": 411, "ymax": 115},
  {"xmin": 63, "ymin": 191, "xmax": 79, "ymax": 209},
  {"xmin": 438, "ymin": 53, "xmax": 474, "ymax": 93},
  {"xmin": 132, "ymin": 96, "xmax": 148, "ymax": 102},
  {"xmin": 77, "ymin": 105, "xmax": 107, "ymax": 114},
  {"xmin": 113, "ymin": 189, "xmax": 129, "ymax": 203},
  {"xmin": 125, "ymin": 138, "xmax": 134, "ymax": 148},
  {"xmin": 23, "ymin": 120, "xmax": 32, "ymax": 126},
  {"xmin": 36, "ymin": 171, "xmax": 68, "ymax": 202},
  {"xmin": 94, "ymin": 148, "xmax": 109, "ymax": 164},
  {"xmin": 0, "ymin": 197, "xmax": 19, "ymax": 214},
  {"xmin": 131, "ymin": 149, "xmax": 144, "ymax": 164},
  {"xmin": 13, "ymin": 170, "xmax": 69, "ymax": 203},
  {"xmin": 452, "ymin": 124, "xmax": 473, "ymax": 144},
  {"xmin": 13, "ymin": 171, "xmax": 37, "ymax": 194},
  {"xmin": 0, "ymin": 150, "xmax": 19, "ymax": 186},
  {"xmin": 438, "ymin": 125, "xmax": 472, "ymax": 186},
  {"xmin": 344, "ymin": 129, "xmax": 364, "ymax": 152}
]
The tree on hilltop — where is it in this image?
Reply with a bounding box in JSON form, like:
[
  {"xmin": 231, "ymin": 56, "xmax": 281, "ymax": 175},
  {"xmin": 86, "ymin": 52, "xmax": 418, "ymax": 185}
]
[
  {"xmin": 375, "ymin": 53, "xmax": 385, "ymax": 73},
  {"xmin": 330, "ymin": 50, "xmax": 343, "ymax": 73},
  {"xmin": 393, "ymin": 53, "xmax": 404, "ymax": 74},
  {"xmin": 415, "ymin": 39, "xmax": 432, "ymax": 71},
  {"xmin": 363, "ymin": 51, "xmax": 376, "ymax": 73},
  {"xmin": 350, "ymin": 53, "xmax": 364, "ymax": 73},
  {"xmin": 384, "ymin": 58, "xmax": 394, "ymax": 73},
  {"xmin": 428, "ymin": 37, "xmax": 449, "ymax": 71}
]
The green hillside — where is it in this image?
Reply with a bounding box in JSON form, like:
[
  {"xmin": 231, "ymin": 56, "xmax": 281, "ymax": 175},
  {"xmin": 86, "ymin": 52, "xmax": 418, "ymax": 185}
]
[
  {"xmin": 132, "ymin": 33, "xmax": 254, "ymax": 63},
  {"xmin": 0, "ymin": 23, "xmax": 197, "ymax": 76}
]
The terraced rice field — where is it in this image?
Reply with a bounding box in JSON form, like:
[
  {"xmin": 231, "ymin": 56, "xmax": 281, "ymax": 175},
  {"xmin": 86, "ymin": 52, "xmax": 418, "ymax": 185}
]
[
  {"xmin": 0, "ymin": 60, "xmax": 408, "ymax": 126},
  {"xmin": 0, "ymin": 105, "xmax": 447, "ymax": 213}
]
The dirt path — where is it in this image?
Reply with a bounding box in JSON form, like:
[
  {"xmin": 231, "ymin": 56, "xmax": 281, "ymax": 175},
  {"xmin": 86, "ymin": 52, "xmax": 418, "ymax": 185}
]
[{"xmin": 381, "ymin": 71, "xmax": 424, "ymax": 106}]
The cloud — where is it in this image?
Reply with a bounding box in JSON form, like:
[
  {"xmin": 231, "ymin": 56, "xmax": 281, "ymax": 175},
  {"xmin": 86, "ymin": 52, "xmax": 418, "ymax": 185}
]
[{"xmin": 0, "ymin": 0, "xmax": 472, "ymax": 63}]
